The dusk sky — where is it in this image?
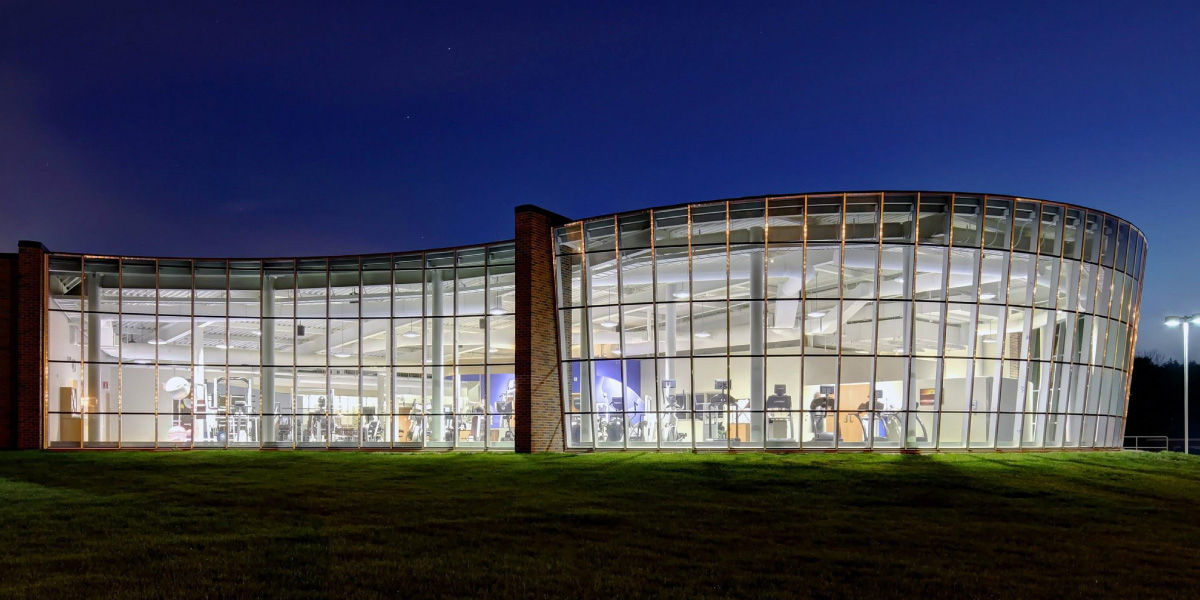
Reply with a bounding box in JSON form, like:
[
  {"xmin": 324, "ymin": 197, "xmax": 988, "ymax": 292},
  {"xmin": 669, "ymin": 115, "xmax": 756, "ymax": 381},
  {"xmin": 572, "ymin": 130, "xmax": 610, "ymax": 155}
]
[{"xmin": 2, "ymin": 1, "xmax": 1198, "ymax": 359}]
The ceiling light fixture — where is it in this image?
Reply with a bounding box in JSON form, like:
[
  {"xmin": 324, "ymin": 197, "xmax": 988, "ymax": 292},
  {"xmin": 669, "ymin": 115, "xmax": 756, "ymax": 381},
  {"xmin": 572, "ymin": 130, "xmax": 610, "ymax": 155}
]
[
  {"xmin": 695, "ymin": 331, "xmax": 711, "ymax": 338},
  {"xmin": 402, "ymin": 321, "xmax": 420, "ymax": 338},
  {"xmin": 333, "ymin": 351, "xmax": 351, "ymax": 359},
  {"xmin": 807, "ymin": 311, "xmax": 826, "ymax": 318},
  {"xmin": 980, "ymin": 292, "xmax": 997, "ymax": 300},
  {"xmin": 672, "ymin": 291, "xmax": 690, "ymax": 300},
  {"xmin": 215, "ymin": 343, "xmax": 228, "ymax": 350},
  {"xmin": 599, "ymin": 305, "xmax": 619, "ymax": 328}
]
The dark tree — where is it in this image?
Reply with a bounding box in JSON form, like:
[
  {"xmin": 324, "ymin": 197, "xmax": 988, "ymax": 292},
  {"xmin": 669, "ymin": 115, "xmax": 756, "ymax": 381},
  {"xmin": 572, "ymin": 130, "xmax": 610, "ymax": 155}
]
[{"xmin": 1125, "ymin": 354, "xmax": 1199, "ymax": 441}]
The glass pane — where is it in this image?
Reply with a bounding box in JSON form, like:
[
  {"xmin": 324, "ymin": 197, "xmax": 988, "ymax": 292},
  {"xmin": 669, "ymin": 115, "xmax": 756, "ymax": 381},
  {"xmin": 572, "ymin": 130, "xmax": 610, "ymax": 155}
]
[
  {"xmin": 729, "ymin": 245, "xmax": 764, "ymax": 300},
  {"xmin": 844, "ymin": 193, "xmax": 880, "ymax": 242},
  {"xmin": 1008, "ymin": 254, "xmax": 1035, "ymax": 306},
  {"xmin": 914, "ymin": 247, "xmax": 946, "ymax": 301},
  {"xmin": 803, "ymin": 300, "xmax": 839, "ymax": 355},
  {"xmin": 691, "ymin": 203, "xmax": 727, "ymax": 247},
  {"xmin": 586, "ymin": 251, "xmax": 619, "ymax": 306},
  {"xmin": 842, "ymin": 246, "xmax": 877, "ymax": 299},
  {"xmin": 555, "ymin": 224, "xmax": 583, "ymax": 254},
  {"xmin": 691, "ymin": 246, "xmax": 728, "ymax": 301},
  {"xmin": 802, "ymin": 355, "xmax": 837, "ymax": 448},
  {"xmin": 951, "ymin": 196, "xmax": 982, "ymax": 248},
  {"xmin": 1062, "ymin": 208, "xmax": 1085, "ymax": 260},
  {"xmin": 947, "ymin": 249, "xmax": 979, "ymax": 302},
  {"xmin": 48, "ymin": 255, "xmax": 83, "ymax": 313},
  {"xmin": 584, "ymin": 218, "xmax": 617, "ymax": 252},
  {"xmin": 1082, "ymin": 212, "xmax": 1102, "ymax": 263},
  {"xmin": 1039, "ymin": 205, "xmax": 1063, "ymax": 256},
  {"xmin": 1101, "ymin": 216, "xmax": 1118, "ymax": 267},
  {"xmin": 1033, "ymin": 257, "xmax": 1059, "ymax": 309},
  {"xmin": 983, "ymin": 197, "xmax": 1012, "ymax": 250},
  {"xmin": 766, "ymin": 197, "xmax": 805, "ymax": 243},
  {"xmin": 619, "ymin": 304, "xmax": 654, "ymax": 358},
  {"xmin": 979, "ymin": 251, "xmax": 1008, "ymax": 304},
  {"xmin": 917, "ymin": 194, "xmax": 950, "ymax": 244},
  {"xmin": 878, "ymin": 245, "xmax": 912, "ymax": 300},
  {"xmin": 729, "ymin": 200, "xmax": 765, "ymax": 244},
  {"xmin": 655, "ymin": 247, "xmax": 690, "ymax": 302},
  {"xmin": 618, "ymin": 213, "xmax": 652, "ymax": 250},
  {"xmin": 295, "ymin": 260, "xmax": 326, "ymax": 319},
  {"xmin": 882, "ymin": 193, "xmax": 916, "ymax": 243},
  {"xmin": 120, "ymin": 259, "xmax": 156, "ymax": 315},
  {"xmin": 806, "ymin": 195, "xmax": 842, "ymax": 242},
  {"xmin": 804, "ymin": 246, "xmax": 840, "ymax": 299},
  {"xmin": 617, "ymin": 249, "xmax": 654, "ymax": 303},
  {"xmin": 1012, "ymin": 201, "xmax": 1040, "ymax": 253},
  {"xmin": 455, "ymin": 266, "xmax": 486, "ymax": 316},
  {"xmin": 655, "ymin": 302, "xmax": 691, "ymax": 358},
  {"xmin": 913, "ymin": 302, "xmax": 943, "ymax": 356},
  {"xmin": 654, "ymin": 207, "xmax": 689, "ymax": 247}
]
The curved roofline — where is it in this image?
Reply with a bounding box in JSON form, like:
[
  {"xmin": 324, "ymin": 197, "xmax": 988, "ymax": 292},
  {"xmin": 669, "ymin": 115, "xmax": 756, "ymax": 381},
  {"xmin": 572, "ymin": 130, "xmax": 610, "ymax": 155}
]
[
  {"xmin": 561, "ymin": 190, "xmax": 1146, "ymax": 244},
  {"xmin": 35, "ymin": 190, "xmax": 1146, "ymax": 262},
  {"xmin": 42, "ymin": 238, "xmax": 517, "ymax": 263}
]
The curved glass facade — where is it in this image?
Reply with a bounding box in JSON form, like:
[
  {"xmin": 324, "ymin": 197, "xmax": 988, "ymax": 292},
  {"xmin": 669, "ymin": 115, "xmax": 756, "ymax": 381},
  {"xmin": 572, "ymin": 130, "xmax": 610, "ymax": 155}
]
[
  {"xmin": 554, "ymin": 193, "xmax": 1146, "ymax": 450},
  {"xmin": 45, "ymin": 243, "xmax": 518, "ymax": 449}
]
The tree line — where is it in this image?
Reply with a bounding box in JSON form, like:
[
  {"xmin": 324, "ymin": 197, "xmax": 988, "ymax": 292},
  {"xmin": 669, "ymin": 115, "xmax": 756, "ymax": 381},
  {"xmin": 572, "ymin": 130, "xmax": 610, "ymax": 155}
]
[{"xmin": 1126, "ymin": 353, "xmax": 1199, "ymax": 439}]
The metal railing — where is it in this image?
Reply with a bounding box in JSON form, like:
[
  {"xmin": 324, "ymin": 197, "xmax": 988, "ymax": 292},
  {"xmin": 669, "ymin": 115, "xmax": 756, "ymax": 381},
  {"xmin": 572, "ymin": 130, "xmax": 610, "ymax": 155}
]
[
  {"xmin": 1164, "ymin": 438, "xmax": 1200, "ymax": 455},
  {"xmin": 1123, "ymin": 436, "xmax": 1169, "ymax": 452}
]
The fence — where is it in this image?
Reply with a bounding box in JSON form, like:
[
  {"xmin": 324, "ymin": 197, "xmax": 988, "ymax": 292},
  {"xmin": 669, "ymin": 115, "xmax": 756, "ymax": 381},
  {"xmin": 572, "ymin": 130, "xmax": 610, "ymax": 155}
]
[{"xmin": 1123, "ymin": 436, "xmax": 1169, "ymax": 452}]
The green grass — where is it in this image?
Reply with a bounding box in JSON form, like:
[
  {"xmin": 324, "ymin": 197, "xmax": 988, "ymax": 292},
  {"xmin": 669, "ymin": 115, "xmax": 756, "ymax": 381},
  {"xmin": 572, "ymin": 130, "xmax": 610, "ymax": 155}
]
[{"xmin": 1, "ymin": 451, "xmax": 1198, "ymax": 599}]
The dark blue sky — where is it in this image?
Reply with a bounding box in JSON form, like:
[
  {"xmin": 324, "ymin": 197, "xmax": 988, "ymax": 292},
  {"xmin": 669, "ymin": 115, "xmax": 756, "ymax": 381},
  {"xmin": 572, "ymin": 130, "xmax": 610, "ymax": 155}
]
[{"xmin": 2, "ymin": 1, "xmax": 1198, "ymax": 358}]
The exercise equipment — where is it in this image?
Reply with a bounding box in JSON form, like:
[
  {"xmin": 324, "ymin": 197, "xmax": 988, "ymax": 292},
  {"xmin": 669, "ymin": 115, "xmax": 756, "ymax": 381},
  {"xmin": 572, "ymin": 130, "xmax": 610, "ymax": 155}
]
[
  {"xmin": 699, "ymin": 379, "xmax": 731, "ymax": 442},
  {"xmin": 361, "ymin": 407, "xmax": 384, "ymax": 443},
  {"xmin": 809, "ymin": 386, "xmax": 836, "ymax": 442},
  {"xmin": 766, "ymin": 384, "xmax": 792, "ymax": 410},
  {"xmin": 222, "ymin": 376, "xmax": 257, "ymax": 443},
  {"xmin": 767, "ymin": 384, "xmax": 793, "ymax": 440},
  {"xmin": 659, "ymin": 391, "xmax": 688, "ymax": 442}
]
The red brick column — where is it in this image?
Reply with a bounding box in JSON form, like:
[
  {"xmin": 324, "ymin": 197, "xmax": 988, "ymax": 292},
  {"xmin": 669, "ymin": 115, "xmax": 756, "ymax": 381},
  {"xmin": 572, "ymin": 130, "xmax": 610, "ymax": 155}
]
[
  {"xmin": 15, "ymin": 241, "xmax": 46, "ymax": 449},
  {"xmin": 0, "ymin": 253, "xmax": 15, "ymax": 448},
  {"xmin": 514, "ymin": 205, "xmax": 569, "ymax": 453}
]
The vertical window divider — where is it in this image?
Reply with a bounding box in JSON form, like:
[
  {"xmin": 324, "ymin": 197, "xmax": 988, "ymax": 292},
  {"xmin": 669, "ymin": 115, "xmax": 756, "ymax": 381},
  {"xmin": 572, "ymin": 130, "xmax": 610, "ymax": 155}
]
[
  {"xmin": 687, "ymin": 206, "xmax": 696, "ymax": 453},
  {"xmin": 154, "ymin": 259, "xmax": 161, "ymax": 450},
  {"xmin": 649, "ymin": 211, "xmax": 661, "ymax": 451},
  {"xmin": 870, "ymin": 194, "xmax": 883, "ymax": 451},
  {"xmin": 724, "ymin": 202, "xmax": 731, "ymax": 451},
  {"xmin": 116, "ymin": 258, "xmax": 124, "ymax": 450},
  {"xmin": 834, "ymin": 193, "xmax": 845, "ymax": 450}
]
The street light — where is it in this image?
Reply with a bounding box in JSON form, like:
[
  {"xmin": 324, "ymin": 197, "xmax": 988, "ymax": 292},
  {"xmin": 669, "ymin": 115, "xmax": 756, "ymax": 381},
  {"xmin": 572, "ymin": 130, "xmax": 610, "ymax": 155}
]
[{"xmin": 1165, "ymin": 313, "xmax": 1200, "ymax": 454}]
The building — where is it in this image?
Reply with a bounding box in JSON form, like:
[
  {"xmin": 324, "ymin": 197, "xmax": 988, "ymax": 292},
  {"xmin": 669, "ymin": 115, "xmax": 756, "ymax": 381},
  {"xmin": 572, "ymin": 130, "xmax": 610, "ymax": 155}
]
[{"xmin": 0, "ymin": 192, "xmax": 1146, "ymax": 452}]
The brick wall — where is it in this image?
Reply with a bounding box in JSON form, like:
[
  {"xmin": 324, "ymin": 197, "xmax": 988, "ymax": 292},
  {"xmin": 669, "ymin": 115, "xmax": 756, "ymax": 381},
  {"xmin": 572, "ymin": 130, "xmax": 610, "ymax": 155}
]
[
  {"xmin": 0, "ymin": 254, "xmax": 15, "ymax": 448},
  {"xmin": 15, "ymin": 242, "xmax": 45, "ymax": 449},
  {"xmin": 514, "ymin": 206, "xmax": 568, "ymax": 453}
]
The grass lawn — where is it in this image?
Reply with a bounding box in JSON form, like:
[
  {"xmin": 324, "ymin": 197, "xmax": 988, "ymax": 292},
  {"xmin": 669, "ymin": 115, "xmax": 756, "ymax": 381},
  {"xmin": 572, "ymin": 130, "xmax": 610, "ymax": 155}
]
[{"xmin": 1, "ymin": 451, "xmax": 1198, "ymax": 599}]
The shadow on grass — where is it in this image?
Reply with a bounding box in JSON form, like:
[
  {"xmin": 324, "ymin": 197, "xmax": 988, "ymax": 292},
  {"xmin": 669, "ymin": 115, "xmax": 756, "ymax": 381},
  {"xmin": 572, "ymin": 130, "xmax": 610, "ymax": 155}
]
[{"xmin": 2, "ymin": 451, "xmax": 1199, "ymax": 599}]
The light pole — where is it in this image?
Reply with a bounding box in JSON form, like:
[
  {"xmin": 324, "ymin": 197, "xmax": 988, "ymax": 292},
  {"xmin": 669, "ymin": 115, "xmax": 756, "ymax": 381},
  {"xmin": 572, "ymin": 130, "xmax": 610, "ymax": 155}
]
[{"xmin": 1165, "ymin": 314, "xmax": 1200, "ymax": 454}]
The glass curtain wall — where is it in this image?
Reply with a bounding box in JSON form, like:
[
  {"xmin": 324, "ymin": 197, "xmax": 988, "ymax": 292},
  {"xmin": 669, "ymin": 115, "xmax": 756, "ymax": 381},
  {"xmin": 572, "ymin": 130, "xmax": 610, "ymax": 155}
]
[
  {"xmin": 554, "ymin": 193, "xmax": 1146, "ymax": 451},
  {"xmin": 45, "ymin": 243, "xmax": 518, "ymax": 450}
]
